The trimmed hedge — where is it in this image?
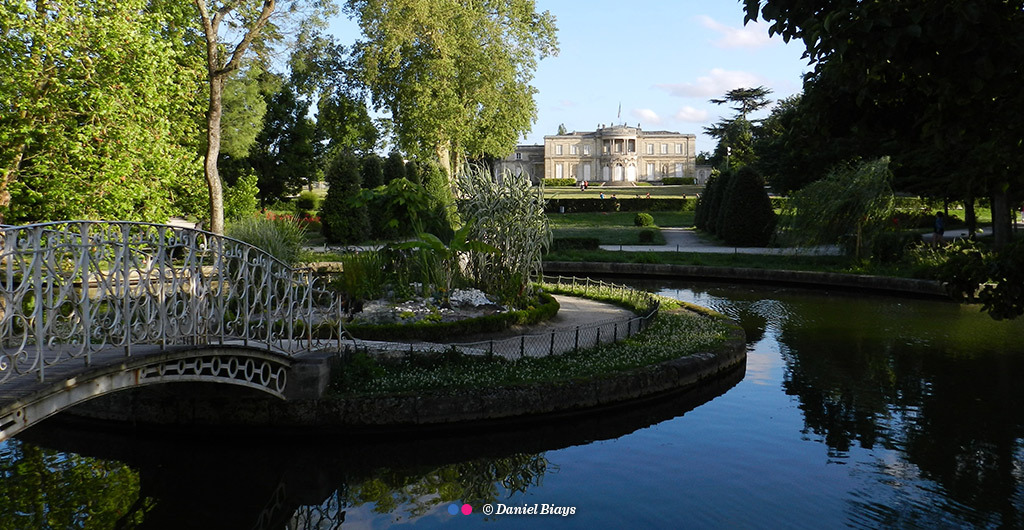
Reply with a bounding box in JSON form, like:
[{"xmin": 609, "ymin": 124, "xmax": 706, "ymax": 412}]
[
  {"xmin": 550, "ymin": 237, "xmax": 601, "ymax": 251},
  {"xmin": 662, "ymin": 177, "xmax": 696, "ymax": 185},
  {"xmin": 634, "ymin": 212, "xmax": 655, "ymax": 227},
  {"xmin": 545, "ymin": 198, "xmax": 686, "ymax": 213},
  {"xmin": 543, "ymin": 178, "xmax": 577, "ymax": 187},
  {"xmin": 345, "ymin": 292, "xmax": 560, "ymax": 342}
]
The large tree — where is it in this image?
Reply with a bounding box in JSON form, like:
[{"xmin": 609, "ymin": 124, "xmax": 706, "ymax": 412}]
[
  {"xmin": 193, "ymin": 0, "xmax": 281, "ymax": 234},
  {"xmin": 346, "ymin": 0, "xmax": 558, "ymax": 178},
  {"xmin": 704, "ymin": 87, "xmax": 772, "ymax": 171},
  {"xmin": 0, "ymin": 0, "xmax": 206, "ymax": 223},
  {"xmin": 743, "ymin": 0, "xmax": 1024, "ymax": 248}
]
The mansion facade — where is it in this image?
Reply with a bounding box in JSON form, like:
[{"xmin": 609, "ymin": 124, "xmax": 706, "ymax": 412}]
[{"xmin": 496, "ymin": 124, "xmax": 698, "ymax": 184}]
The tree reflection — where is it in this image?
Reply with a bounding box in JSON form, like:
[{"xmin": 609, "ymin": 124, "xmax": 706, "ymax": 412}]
[
  {"xmin": 0, "ymin": 439, "xmax": 152, "ymax": 529},
  {"xmin": 776, "ymin": 297, "xmax": 1024, "ymax": 526}
]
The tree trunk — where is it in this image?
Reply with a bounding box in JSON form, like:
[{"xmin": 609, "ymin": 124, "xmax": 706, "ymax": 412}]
[
  {"xmin": 436, "ymin": 142, "xmax": 452, "ymax": 182},
  {"xmin": 0, "ymin": 147, "xmax": 26, "ymax": 225},
  {"xmin": 204, "ymin": 74, "xmax": 226, "ymax": 234},
  {"xmin": 991, "ymin": 183, "xmax": 1011, "ymax": 250},
  {"xmin": 965, "ymin": 194, "xmax": 977, "ymax": 240}
]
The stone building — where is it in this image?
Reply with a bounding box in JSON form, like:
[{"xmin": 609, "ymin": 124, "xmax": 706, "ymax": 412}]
[{"xmin": 495, "ymin": 124, "xmax": 697, "ymax": 184}]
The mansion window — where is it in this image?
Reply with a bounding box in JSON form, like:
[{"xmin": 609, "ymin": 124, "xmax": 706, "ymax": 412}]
[
  {"xmin": 661, "ymin": 143, "xmax": 668, "ymax": 154},
  {"xmin": 555, "ymin": 163, "xmax": 564, "ymax": 179},
  {"xmin": 556, "ymin": 145, "xmax": 563, "ymax": 155},
  {"xmin": 515, "ymin": 152, "xmax": 522, "ymax": 160},
  {"xmin": 646, "ymin": 163, "xmax": 655, "ymax": 177},
  {"xmin": 570, "ymin": 145, "xmax": 578, "ymax": 155},
  {"xmin": 675, "ymin": 143, "xmax": 682, "ymax": 154},
  {"xmin": 646, "ymin": 144, "xmax": 654, "ymax": 155},
  {"xmin": 583, "ymin": 145, "xmax": 591, "ymax": 155}
]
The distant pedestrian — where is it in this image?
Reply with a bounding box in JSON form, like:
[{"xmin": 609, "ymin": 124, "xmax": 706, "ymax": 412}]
[
  {"xmin": 932, "ymin": 212, "xmax": 945, "ymax": 245},
  {"xmin": 600, "ymin": 192, "xmax": 604, "ymax": 199}
]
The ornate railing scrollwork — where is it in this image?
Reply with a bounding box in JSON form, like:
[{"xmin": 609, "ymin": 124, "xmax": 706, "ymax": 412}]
[{"xmin": 0, "ymin": 221, "xmax": 345, "ymax": 383}]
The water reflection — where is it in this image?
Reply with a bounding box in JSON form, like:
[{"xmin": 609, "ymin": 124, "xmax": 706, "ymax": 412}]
[
  {"xmin": 12, "ymin": 363, "xmax": 743, "ymax": 529},
  {"xmin": 645, "ymin": 280, "xmax": 1024, "ymax": 528}
]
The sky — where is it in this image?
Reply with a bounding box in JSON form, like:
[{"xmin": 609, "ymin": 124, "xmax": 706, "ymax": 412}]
[{"xmin": 328, "ymin": 0, "xmax": 811, "ymax": 155}]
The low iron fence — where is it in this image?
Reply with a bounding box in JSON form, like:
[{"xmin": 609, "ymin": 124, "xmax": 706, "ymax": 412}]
[{"xmin": 358, "ymin": 275, "xmax": 659, "ymax": 360}]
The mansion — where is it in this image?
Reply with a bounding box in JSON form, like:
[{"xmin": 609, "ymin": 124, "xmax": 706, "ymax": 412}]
[{"xmin": 496, "ymin": 124, "xmax": 699, "ymax": 184}]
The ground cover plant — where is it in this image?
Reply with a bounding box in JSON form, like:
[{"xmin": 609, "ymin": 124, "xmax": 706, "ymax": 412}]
[{"xmin": 328, "ymin": 294, "xmax": 734, "ymax": 397}]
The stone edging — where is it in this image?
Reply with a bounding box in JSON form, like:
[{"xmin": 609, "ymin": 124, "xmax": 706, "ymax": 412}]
[{"xmin": 544, "ymin": 261, "xmax": 949, "ymax": 298}]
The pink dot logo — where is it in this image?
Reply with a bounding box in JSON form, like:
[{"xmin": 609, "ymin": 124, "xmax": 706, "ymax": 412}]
[{"xmin": 461, "ymin": 503, "xmax": 473, "ymax": 515}]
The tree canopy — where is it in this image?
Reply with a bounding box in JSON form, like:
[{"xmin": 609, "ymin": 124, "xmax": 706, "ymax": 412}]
[{"xmin": 346, "ymin": 0, "xmax": 558, "ymax": 177}]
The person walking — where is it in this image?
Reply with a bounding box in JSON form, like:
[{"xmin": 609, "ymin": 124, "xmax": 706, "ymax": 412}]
[{"xmin": 932, "ymin": 212, "xmax": 945, "ymax": 245}]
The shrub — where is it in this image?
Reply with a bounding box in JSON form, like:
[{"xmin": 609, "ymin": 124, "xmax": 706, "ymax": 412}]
[
  {"xmin": 634, "ymin": 212, "xmax": 655, "ymax": 227},
  {"xmin": 549, "ymin": 237, "xmax": 601, "ymax": 251},
  {"xmin": 638, "ymin": 229, "xmax": 656, "ymax": 243},
  {"xmin": 543, "ymin": 178, "xmax": 577, "ymax": 187},
  {"xmin": 382, "ymin": 151, "xmax": 406, "ymax": 183},
  {"xmin": 223, "ymin": 172, "xmax": 260, "ymax": 221},
  {"xmin": 717, "ymin": 166, "xmax": 776, "ymax": 247},
  {"xmin": 662, "ymin": 177, "xmax": 696, "ymax": 185},
  {"xmin": 360, "ymin": 154, "xmax": 384, "ymax": 189},
  {"xmin": 295, "ymin": 191, "xmax": 319, "ymax": 211},
  {"xmin": 871, "ymin": 231, "xmax": 923, "ymax": 263},
  {"xmin": 319, "ymin": 152, "xmax": 370, "ymax": 244},
  {"xmin": 226, "ymin": 216, "xmax": 306, "ymax": 265}
]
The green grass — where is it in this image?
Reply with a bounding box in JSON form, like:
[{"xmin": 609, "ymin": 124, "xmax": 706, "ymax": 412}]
[
  {"xmin": 543, "ymin": 184, "xmax": 701, "ymax": 199},
  {"xmin": 544, "ymin": 249, "xmax": 858, "ymax": 272},
  {"xmin": 547, "ymin": 211, "xmax": 694, "ymax": 228}
]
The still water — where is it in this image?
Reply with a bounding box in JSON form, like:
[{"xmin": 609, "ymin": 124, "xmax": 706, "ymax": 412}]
[{"xmin": 3, "ymin": 280, "xmax": 1024, "ymax": 529}]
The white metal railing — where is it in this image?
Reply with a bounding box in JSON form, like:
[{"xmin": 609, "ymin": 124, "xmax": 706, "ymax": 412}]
[{"xmin": 0, "ymin": 221, "xmax": 345, "ymax": 383}]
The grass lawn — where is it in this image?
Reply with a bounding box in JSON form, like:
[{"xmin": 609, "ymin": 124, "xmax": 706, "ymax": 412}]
[
  {"xmin": 543, "ymin": 184, "xmax": 701, "ymax": 199},
  {"xmin": 548, "ymin": 211, "xmax": 695, "ymax": 245}
]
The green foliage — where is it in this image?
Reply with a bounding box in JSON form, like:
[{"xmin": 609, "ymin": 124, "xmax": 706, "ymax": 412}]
[
  {"xmin": 360, "ymin": 154, "xmax": 384, "ymax": 189},
  {"xmin": 295, "ymin": 190, "xmax": 319, "ymax": 211},
  {"xmin": 456, "ymin": 167, "xmax": 551, "ymax": 304},
  {"xmin": 346, "ymin": 292, "xmax": 558, "ymax": 341},
  {"xmin": 382, "ymin": 151, "xmax": 406, "ymax": 184},
  {"xmin": 781, "ymin": 157, "xmax": 895, "ymax": 258},
  {"xmin": 1, "ymin": 0, "xmax": 206, "ymax": 223},
  {"xmin": 358, "ymin": 177, "xmax": 440, "ymax": 240},
  {"xmin": 870, "ymin": 231, "xmax": 924, "ymax": 264},
  {"xmin": 638, "ymin": 229, "xmax": 656, "ymax": 243},
  {"xmin": 549, "ymin": 238, "xmax": 601, "ymax": 251},
  {"xmin": 226, "ymin": 216, "xmax": 307, "ymax": 265},
  {"xmin": 419, "ymin": 159, "xmax": 458, "ymax": 236},
  {"xmin": 247, "ymin": 82, "xmax": 318, "ymax": 204},
  {"xmin": 704, "ymin": 170, "xmax": 734, "ymax": 235},
  {"xmin": 633, "ymin": 212, "xmax": 655, "ymax": 227},
  {"xmin": 662, "ymin": 177, "xmax": 696, "ymax": 185},
  {"xmin": 320, "ymin": 152, "xmax": 371, "ymax": 243},
  {"xmin": 941, "ymin": 240, "xmax": 1024, "ymax": 320},
  {"xmin": 543, "ymin": 178, "xmax": 577, "ymax": 187},
  {"xmin": 346, "ymin": 0, "xmax": 558, "ymax": 175},
  {"xmin": 223, "ymin": 172, "xmax": 261, "ymax": 221},
  {"xmin": 0, "ymin": 440, "xmax": 149, "ymax": 529},
  {"xmin": 220, "ymin": 65, "xmax": 270, "ymax": 159},
  {"xmin": 717, "ymin": 166, "xmax": 776, "ymax": 247},
  {"xmin": 395, "ymin": 225, "xmax": 499, "ymax": 299}
]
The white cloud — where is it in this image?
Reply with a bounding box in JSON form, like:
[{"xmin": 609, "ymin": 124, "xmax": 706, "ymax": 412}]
[
  {"xmin": 631, "ymin": 108, "xmax": 662, "ymax": 125},
  {"xmin": 674, "ymin": 106, "xmax": 709, "ymax": 123},
  {"xmin": 697, "ymin": 15, "xmax": 776, "ymax": 49},
  {"xmin": 656, "ymin": 69, "xmax": 763, "ymax": 98}
]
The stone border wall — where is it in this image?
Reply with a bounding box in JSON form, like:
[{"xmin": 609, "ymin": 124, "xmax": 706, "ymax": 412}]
[{"xmin": 545, "ymin": 261, "xmax": 949, "ymax": 298}]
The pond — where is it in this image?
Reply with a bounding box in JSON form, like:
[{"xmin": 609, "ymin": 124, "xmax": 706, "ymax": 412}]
[{"xmin": 3, "ymin": 280, "xmax": 1024, "ymax": 529}]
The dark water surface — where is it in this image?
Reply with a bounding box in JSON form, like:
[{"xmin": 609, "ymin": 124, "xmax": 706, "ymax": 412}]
[{"xmin": 3, "ymin": 280, "xmax": 1024, "ymax": 529}]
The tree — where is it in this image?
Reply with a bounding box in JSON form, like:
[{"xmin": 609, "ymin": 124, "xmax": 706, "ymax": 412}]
[
  {"xmin": 705, "ymin": 87, "xmax": 771, "ymax": 171},
  {"xmin": 246, "ymin": 82, "xmax": 318, "ymax": 203},
  {"xmin": 319, "ymin": 152, "xmax": 370, "ymax": 243},
  {"xmin": 193, "ymin": 0, "xmax": 280, "ymax": 234},
  {"xmin": 743, "ymin": 0, "xmax": 1024, "ymax": 248},
  {"xmin": 346, "ymin": 0, "xmax": 558, "ymax": 178},
  {"xmin": 382, "ymin": 151, "xmax": 406, "ymax": 184},
  {"xmin": 718, "ymin": 166, "xmax": 776, "ymax": 247},
  {"xmin": 781, "ymin": 157, "xmax": 895, "ymax": 259},
  {"xmin": 557, "ymin": 123, "xmax": 568, "ymax": 135},
  {"xmin": 0, "ymin": 0, "xmax": 206, "ymax": 224},
  {"xmin": 360, "ymin": 154, "xmax": 384, "ymax": 189}
]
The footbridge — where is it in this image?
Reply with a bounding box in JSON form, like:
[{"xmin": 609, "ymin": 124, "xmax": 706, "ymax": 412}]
[{"xmin": 0, "ymin": 221, "xmax": 347, "ymax": 440}]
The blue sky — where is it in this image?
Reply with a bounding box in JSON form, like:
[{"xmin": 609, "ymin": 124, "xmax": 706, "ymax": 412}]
[{"xmin": 329, "ymin": 1, "xmax": 811, "ymax": 155}]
